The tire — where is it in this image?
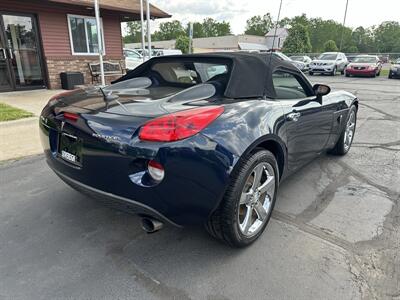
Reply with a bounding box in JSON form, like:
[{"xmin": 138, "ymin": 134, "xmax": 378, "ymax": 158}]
[
  {"xmin": 330, "ymin": 105, "xmax": 357, "ymax": 155},
  {"xmin": 309, "ymin": 71, "xmax": 314, "ymax": 76},
  {"xmin": 345, "ymin": 73, "xmax": 350, "ymax": 77},
  {"xmin": 205, "ymin": 149, "xmax": 279, "ymax": 247},
  {"xmin": 331, "ymin": 66, "xmax": 337, "ymax": 76},
  {"xmin": 377, "ymin": 70, "xmax": 380, "ymax": 76},
  {"xmin": 388, "ymin": 73, "xmax": 392, "ymax": 79},
  {"xmin": 341, "ymin": 69, "xmax": 345, "ymax": 75}
]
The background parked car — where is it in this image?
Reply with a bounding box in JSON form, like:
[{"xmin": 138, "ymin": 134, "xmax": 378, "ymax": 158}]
[
  {"xmin": 123, "ymin": 48, "xmax": 144, "ymax": 71},
  {"xmin": 309, "ymin": 52, "xmax": 348, "ymax": 76},
  {"xmin": 345, "ymin": 55, "xmax": 382, "ymax": 77},
  {"xmin": 274, "ymin": 52, "xmax": 307, "ymax": 72},
  {"xmin": 346, "ymin": 54, "xmax": 358, "ymax": 63},
  {"xmin": 389, "ymin": 58, "xmax": 400, "ymax": 79},
  {"xmin": 379, "ymin": 55, "xmax": 390, "ymax": 63},
  {"xmin": 153, "ymin": 49, "xmax": 183, "ymax": 56},
  {"xmin": 289, "ymin": 55, "xmax": 312, "ymax": 71}
]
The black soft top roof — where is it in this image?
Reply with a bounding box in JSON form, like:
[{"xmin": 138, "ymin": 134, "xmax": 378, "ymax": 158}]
[{"xmin": 114, "ymin": 52, "xmax": 301, "ymax": 99}]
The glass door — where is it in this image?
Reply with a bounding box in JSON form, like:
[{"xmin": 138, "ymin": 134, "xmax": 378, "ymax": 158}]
[
  {"xmin": 1, "ymin": 13, "xmax": 45, "ymax": 90},
  {"xmin": 0, "ymin": 27, "xmax": 13, "ymax": 91}
]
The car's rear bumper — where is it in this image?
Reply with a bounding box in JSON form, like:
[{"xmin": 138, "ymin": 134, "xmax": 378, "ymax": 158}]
[{"xmin": 53, "ymin": 167, "xmax": 181, "ymax": 227}]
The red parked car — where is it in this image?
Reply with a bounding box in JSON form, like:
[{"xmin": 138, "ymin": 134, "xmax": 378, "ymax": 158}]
[{"xmin": 345, "ymin": 55, "xmax": 382, "ymax": 77}]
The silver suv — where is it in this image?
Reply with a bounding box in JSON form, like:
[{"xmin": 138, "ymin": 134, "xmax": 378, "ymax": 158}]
[{"xmin": 309, "ymin": 52, "xmax": 348, "ymax": 76}]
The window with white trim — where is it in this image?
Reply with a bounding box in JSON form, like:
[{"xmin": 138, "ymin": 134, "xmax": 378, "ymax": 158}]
[{"xmin": 67, "ymin": 15, "xmax": 105, "ymax": 55}]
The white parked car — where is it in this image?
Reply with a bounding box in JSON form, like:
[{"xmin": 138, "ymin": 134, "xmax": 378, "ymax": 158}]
[
  {"xmin": 273, "ymin": 52, "xmax": 307, "ymax": 72},
  {"xmin": 289, "ymin": 55, "xmax": 312, "ymax": 71},
  {"xmin": 123, "ymin": 48, "xmax": 144, "ymax": 71},
  {"xmin": 309, "ymin": 52, "xmax": 348, "ymax": 76},
  {"xmin": 153, "ymin": 49, "xmax": 183, "ymax": 56}
]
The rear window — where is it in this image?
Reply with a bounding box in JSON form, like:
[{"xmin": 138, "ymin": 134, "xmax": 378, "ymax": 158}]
[{"xmin": 151, "ymin": 61, "xmax": 229, "ymax": 85}]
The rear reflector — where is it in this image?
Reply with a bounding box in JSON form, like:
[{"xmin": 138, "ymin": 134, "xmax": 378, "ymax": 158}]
[
  {"xmin": 63, "ymin": 112, "xmax": 79, "ymax": 121},
  {"xmin": 148, "ymin": 160, "xmax": 165, "ymax": 181},
  {"xmin": 139, "ymin": 106, "xmax": 224, "ymax": 142}
]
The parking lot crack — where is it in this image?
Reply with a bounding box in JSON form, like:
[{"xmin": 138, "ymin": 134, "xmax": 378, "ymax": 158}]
[
  {"xmin": 272, "ymin": 211, "xmax": 354, "ymax": 252},
  {"xmin": 334, "ymin": 160, "xmax": 399, "ymax": 201},
  {"xmin": 294, "ymin": 165, "xmax": 350, "ymax": 223},
  {"xmin": 359, "ymin": 103, "xmax": 400, "ymax": 121}
]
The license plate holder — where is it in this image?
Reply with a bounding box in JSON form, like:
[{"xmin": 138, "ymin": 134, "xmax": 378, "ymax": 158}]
[{"xmin": 58, "ymin": 133, "xmax": 83, "ymax": 166}]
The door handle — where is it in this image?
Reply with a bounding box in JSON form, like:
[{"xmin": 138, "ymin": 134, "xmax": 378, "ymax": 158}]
[{"xmin": 287, "ymin": 111, "xmax": 301, "ymax": 122}]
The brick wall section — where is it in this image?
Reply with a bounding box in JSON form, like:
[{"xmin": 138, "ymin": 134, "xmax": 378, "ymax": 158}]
[
  {"xmin": 46, "ymin": 58, "xmax": 125, "ymax": 89},
  {"xmin": 2, "ymin": 0, "xmax": 124, "ymax": 89}
]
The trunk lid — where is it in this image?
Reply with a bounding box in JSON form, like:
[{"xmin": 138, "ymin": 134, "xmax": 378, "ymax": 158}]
[{"xmin": 51, "ymin": 82, "xmax": 218, "ymax": 118}]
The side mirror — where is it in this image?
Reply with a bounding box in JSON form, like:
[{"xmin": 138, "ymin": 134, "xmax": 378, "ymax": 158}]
[{"xmin": 313, "ymin": 84, "xmax": 331, "ymax": 98}]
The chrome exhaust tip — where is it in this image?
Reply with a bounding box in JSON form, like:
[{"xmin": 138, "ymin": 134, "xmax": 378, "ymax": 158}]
[{"xmin": 141, "ymin": 217, "xmax": 164, "ymax": 233}]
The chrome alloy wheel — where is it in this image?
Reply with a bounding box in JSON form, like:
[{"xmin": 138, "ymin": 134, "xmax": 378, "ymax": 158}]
[
  {"xmin": 344, "ymin": 111, "xmax": 356, "ymax": 151},
  {"xmin": 238, "ymin": 162, "xmax": 275, "ymax": 237}
]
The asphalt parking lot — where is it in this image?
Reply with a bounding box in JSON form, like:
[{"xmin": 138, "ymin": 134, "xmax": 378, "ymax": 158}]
[{"xmin": 1, "ymin": 75, "xmax": 399, "ymax": 299}]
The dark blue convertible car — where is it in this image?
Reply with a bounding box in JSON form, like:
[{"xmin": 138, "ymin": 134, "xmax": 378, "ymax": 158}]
[{"xmin": 40, "ymin": 53, "xmax": 358, "ymax": 247}]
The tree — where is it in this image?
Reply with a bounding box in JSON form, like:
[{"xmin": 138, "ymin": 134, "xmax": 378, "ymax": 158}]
[
  {"xmin": 346, "ymin": 45, "xmax": 359, "ymax": 53},
  {"xmin": 152, "ymin": 20, "xmax": 185, "ymax": 41},
  {"xmin": 374, "ymin": 21, "xmax": 400, "ymax": 52},
  {"xmin": 123, "ymin": 21, "xmax": 142, "ymax": 44},
  {"xmin": 186, "ymin": 18, "xmax": 231, "ymax": 38},
  {"xmin": 175, "ymin": 35, "xmax": 191, "ymax": 54},
  {"xmin": 191, "ymin": 22, "xmax": 205, "ymax": 38},
  {"xmin": 323, "ymin": 40, "xmax": 339, "ymax": 52},
  {"xmin": 201, "ymin": 18, "xmax": 231, "ymax": 37},
  {"xmin": 282, "ymin": 24, "xmax": 312, "ymax": 54},
  {"xmin": 244, "ymin": 14, "xmax": 273, "ymax": 36}
]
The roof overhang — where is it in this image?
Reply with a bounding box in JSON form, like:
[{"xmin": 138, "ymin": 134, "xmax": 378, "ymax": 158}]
[{"xmin": 47, "ymin": 0, "xmax": 171, "ymax": 20}]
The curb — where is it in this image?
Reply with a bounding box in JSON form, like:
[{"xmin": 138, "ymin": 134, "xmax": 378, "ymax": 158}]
[{"xmin": 0, "ymin": 117, "xmax": 38, "ymax": 128}]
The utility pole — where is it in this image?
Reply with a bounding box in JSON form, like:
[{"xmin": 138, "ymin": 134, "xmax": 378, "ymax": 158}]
[
  {"xmin": 140, "ymin": 0, "xmax": 146, "ymax": 62},
  {"xmin": 146, "ymin": 0, "xmax": 152, "ymax": 58},
  {"xmin": 271, "ymin": 0, "xmax": 283, "ymax": 51},
  {"xmin": 188, "ymin": 22, "xmax": 193, "ymax": 54},
  {"xmin": 94, "ymin": 0, "xmax": 105, "ymax": 86},
  {"xmin": 339, "ymin": 0, "xmax": 349, "ymax": 51}
]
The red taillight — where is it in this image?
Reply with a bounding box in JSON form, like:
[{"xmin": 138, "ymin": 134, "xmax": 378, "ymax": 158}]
[
  {"xmin": 139, "ymin": 106, "xmax": 224, "ymax": 142},
  {"xmin": 63, "ymin": 112, "xmax": 79, "ymax": 121}
]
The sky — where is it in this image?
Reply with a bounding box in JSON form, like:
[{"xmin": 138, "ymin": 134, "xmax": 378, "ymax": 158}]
[{"xmin": 149, "ymin": 0, "xmax": 400, "ymax": 34}]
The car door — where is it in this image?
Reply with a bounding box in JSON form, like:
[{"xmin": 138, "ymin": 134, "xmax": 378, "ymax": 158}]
[
  {"xmin": 338, "ymin": 53, "xmax": 347, "ymax": 71},
  {"xmin": 273, "ymin": 70, "xmax": 334, "ymax": 171}
]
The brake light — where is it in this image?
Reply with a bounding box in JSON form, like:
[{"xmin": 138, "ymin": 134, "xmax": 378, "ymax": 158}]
[
  {"xmin": 139, "ymin": 106, "xmax": 224, "ymax": 142},
  {"xmin": 63, "ymin": 112, "xmax": 79, "ymax": 122}
]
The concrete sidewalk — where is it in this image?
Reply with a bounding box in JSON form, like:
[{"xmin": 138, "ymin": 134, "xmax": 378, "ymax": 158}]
[{"xmin": 0, "ymin": 89, "xmax": 63, "ymax": 161}]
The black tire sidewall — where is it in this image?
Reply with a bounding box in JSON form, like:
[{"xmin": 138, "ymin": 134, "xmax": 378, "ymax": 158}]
[
  {"xmin": 224, "ymin": 150, "xmax": 279, "ymax": 247},
  {"xmin": 337, "ymin": 105, "xmax": 357, "ymax": 154}
]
